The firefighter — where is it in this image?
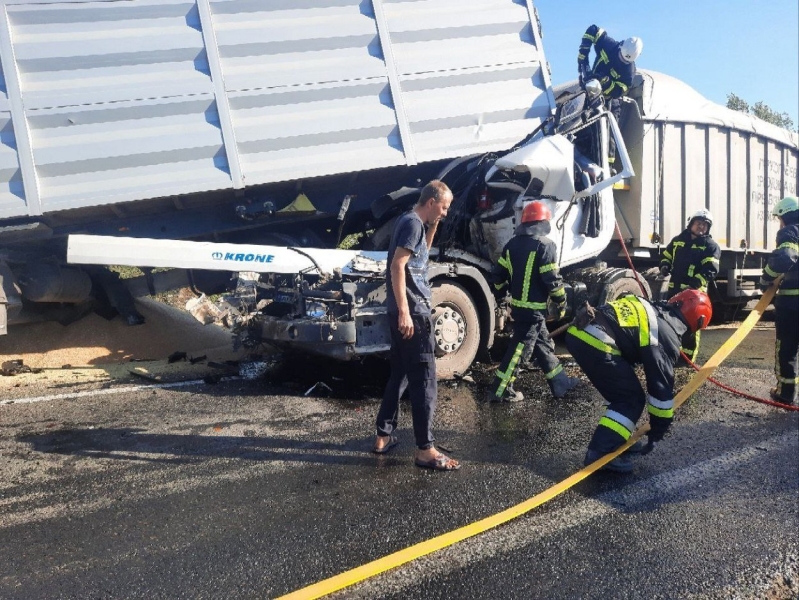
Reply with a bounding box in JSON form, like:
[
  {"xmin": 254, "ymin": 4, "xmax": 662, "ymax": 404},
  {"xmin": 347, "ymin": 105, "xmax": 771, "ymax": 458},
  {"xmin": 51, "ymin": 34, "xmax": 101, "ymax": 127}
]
[
  {"xmin": 565, "ymin": 289, "xmax": 712, "ymax": 472},
  {"xmin": 659, "ymin": 209, "xmax": 720, "ymax": 362},
  {"xmin": 486, "ymin": 201, "xmax": 579, "ymax": 402},
  {"xmin": 577, "ymin": 25, "xmax": 642, "ymax": 166},
  {"xmin": 759, "ymin": 196, "xmax": 799, "ymax": 405}
]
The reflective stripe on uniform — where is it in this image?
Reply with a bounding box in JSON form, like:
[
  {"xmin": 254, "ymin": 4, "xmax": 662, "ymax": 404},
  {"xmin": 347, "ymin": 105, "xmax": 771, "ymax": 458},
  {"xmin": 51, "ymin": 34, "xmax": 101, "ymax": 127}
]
[
  {"xmin": 777, "ymin": 241, "xmax": 799, "ymax": 252},
  {"xmin": 545, "ymin": 364, "xmax": 563, "ymax": 379},
  {"xmin": 701, "ymin": 256, "xmax": 719, "ymax": 266},
  {"xmin": 640, "ymin": 298, "xmax": 659, "ymax": 347},
  {"xmin": 567, "ymin": 324, "xmax": 621, "ymax": 355},
  {"xmin": 598, "ymin": 49, "xmax": 609, "ymax": 65},
  {"xmin": 647, "ymin": 395, "xmax": 674, "ymax": 419},
  {"xmin": 598, "ymin": 409, "xmax": 636, "ymax": 440},
  {"xmin": 511, "ymin": 298, "xmax": 548, "ymax": 309},
  {"xmin": 540, "ymin": 262, "xmax": 557, "ymax": 273},
  {"xmin": 778, "ymin": 289, "xmax": 799, "ymax": 295},
  {"xmin": 520, "ymin": 250, "xmax": 536, "ymax": 305},
  {"xmin": 498, "ymin": 251, "xmax": 512, "ymax": 277},
  {"xmin": 764, "ymin": 264, "xmax": 779, "ymax": 278},
  {"xmin": 551, "ymin": 286, "xmax": 566, "ymax": 298},
  {"xmin": 494, "ymin": 342, "xmax": 524, "ymax": 396}
]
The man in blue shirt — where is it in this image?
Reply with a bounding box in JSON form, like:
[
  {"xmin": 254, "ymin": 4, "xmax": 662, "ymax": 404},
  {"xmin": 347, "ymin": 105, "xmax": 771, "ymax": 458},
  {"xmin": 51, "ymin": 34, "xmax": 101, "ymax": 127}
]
[{"xmin": 373, "ymin": 180, "xmax": 460, "ymax": 471}]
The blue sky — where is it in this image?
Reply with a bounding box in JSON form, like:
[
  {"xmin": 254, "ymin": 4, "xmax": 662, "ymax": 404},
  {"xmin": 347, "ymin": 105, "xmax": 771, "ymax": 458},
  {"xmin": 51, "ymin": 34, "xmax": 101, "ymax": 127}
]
[{"xmin": 535, "ymin": 0, "xmax": 799, "ymax": 128}]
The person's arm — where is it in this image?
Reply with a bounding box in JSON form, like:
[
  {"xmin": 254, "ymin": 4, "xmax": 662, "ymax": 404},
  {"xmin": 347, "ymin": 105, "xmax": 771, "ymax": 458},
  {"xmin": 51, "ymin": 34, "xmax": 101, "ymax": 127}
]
[
  {"xmin": 761, "ymin": 228, "xmax": 799, "ymax": 288},
  {"xmin": 390, "ymin": 248, "xmax": 414, "ymax": 339},
  {"xmin": 539, "ymin": 240, "xmax": 566, "ymax": 316},
  {"xmin": 578, "ymin": 24, "xmax": 603, "ymax": 72},
  {"xmin": 660, "ymin": 237, "xmax": 676, "ymax": 276},
  {"xmin": 695, "ymin": 240, "xmax": 721, "ymax": 289}
]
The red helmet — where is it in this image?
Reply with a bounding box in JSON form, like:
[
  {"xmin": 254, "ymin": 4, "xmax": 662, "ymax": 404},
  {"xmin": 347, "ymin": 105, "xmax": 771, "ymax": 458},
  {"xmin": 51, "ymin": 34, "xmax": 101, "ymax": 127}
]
[
  {"xmin": 521, "ymin": 201, "xmax": 552, "ymax": 224},
  {"xmin": 668, "ymin": 289, "xmax": 713, "ymax": 333}
]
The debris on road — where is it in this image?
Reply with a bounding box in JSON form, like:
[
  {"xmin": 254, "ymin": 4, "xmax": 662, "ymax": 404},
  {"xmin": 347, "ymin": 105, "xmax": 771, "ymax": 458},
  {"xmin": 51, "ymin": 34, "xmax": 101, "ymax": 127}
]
[{"xmin": 1, "ymin": 359, "xmax": 42, "ymax": 376}]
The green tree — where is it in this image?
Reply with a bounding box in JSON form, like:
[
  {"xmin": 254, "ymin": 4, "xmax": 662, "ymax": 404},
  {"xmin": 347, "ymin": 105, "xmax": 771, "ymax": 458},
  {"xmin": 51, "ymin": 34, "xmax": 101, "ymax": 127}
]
[{"xmin": 726, "ymin": 93, "xmax": 795, "ymax": 131}]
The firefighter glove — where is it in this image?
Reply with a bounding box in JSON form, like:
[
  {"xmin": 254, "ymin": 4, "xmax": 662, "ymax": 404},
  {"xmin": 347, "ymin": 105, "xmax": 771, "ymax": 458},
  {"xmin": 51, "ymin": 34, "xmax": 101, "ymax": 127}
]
[
  {"xmin": 758, "ymin": 277, "xmax": 772, "ymax": 292},
  {"xmin": 659, "ymin": 264, "xmax": 671, "ymax": 278},
  {"xmin": 574, "ymin": 301, "xmax": 596, "ymax": 329},
  {"xmin": 554, "ymin": 297, "xmax": 567, "ymax": 320}
]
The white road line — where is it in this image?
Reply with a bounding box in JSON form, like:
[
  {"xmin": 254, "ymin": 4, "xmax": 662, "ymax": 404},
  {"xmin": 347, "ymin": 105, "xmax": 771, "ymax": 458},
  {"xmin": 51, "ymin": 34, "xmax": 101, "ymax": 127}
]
[{"xmin": 0, "ymin": 378, "xmax": 234, "ymax": 406}]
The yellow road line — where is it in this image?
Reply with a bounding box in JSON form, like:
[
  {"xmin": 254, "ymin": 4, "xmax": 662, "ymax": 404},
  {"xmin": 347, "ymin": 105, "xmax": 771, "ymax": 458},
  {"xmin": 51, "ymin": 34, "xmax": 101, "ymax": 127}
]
[{"xmin": 277, "ymin": 285, "xmax": 778, "ymax": 600}]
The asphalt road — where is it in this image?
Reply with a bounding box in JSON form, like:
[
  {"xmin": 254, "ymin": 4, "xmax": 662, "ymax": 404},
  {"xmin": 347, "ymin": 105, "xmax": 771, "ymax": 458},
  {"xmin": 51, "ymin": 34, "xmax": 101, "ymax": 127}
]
[{"xmin": 1, "ymin": 326, "xmax": 797, "ymax": 599}]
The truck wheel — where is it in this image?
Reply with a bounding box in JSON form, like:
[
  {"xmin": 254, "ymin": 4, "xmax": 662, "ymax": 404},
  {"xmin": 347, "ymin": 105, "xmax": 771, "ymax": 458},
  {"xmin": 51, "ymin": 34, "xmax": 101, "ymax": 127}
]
[
  {"xmin": 430, "ymin": 281, "xmax": 480, "ymax": 380},
  {"xmin": 597, "ymin": 275, "xmax": 651, "ymax": 305}
]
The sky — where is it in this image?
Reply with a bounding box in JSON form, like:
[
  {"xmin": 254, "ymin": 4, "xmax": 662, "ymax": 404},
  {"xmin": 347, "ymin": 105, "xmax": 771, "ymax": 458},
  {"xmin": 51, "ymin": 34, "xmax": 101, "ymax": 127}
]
[{"xmin": 534, "ymin": 0, "xmax": 799, "ymax": 128}]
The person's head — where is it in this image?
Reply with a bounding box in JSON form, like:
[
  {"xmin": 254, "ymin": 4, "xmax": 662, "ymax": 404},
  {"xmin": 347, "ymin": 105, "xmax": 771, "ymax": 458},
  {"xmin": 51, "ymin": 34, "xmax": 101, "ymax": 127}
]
[
  {"xmin": 772, "ymin": 195, "xmax": 799, "ymax": 228},
  {"xmin": 668, "ymin": 289, "xmax": 713, "ymax": 333},
  {"xmin": 416, "ymin": 180, "xmax": 453, "ymax": 226},
  {"xmin": 619, "ymin": 37, "xmax": 643, "ymax": 64},
  {"xmin": 521, "ymin": 200, "xmax": 552, "ymax": 224},
  {"xmin": 687, "ymin": 209, "xmax": 713, "ymax": 238}
]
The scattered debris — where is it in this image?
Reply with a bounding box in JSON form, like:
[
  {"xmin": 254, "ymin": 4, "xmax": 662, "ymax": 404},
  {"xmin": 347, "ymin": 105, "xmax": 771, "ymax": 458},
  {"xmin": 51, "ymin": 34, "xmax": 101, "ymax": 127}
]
[
  {"xmin": 1, "ymin": 359, "xmax": 42, "ymax": 376},
  {"xmin": 189, "ymin": 355, "xmax": 207, "ymax": 364},
  {"xmin": 186, "ymin": 293, "xmax": 227, "ymax": 325},
  {"xmin": 239, "ymin": 360, "xmax": 271, "ymax": 380},
  {"xmin": 203, "ymin": 373, "xmax": 223, "ymax": 385},
  {"xmin": 129, "ymin": 368, "xmax": 162, "ymax": 383},
  {"xmin": 304, "ymin": 381, "xmax": 333, "ymax": 397},
  {"xmin": 168, "ymin": 351, "xmax": 187, "ymax": 364}
]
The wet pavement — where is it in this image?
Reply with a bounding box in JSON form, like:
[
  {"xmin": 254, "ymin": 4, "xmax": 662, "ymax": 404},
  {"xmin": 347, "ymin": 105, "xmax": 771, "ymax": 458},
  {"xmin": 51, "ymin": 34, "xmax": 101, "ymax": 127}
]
[{"xmin": 0, "ymin": 326, "xmax": 797, "ymax": 599}]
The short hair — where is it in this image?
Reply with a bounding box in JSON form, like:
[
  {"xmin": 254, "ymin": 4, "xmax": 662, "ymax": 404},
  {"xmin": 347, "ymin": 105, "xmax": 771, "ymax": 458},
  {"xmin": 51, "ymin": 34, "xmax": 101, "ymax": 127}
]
[{"xmin": 417, "ymin": 180, "xmax": 452, "ymax": 205}]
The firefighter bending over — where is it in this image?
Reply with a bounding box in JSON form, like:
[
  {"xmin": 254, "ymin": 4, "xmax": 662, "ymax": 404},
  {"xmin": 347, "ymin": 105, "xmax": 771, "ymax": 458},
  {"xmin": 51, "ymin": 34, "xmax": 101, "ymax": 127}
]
[
  {"xmin": 659, "ymin": 209, "xmax": 720, "ymax": 362},
  {"xmin": 566, "ymin": 289, "xmax": 713, "ymax": 472},
  {"xmin": 487, "ymin": 201, "xmax": 579, "ymax": 402}
]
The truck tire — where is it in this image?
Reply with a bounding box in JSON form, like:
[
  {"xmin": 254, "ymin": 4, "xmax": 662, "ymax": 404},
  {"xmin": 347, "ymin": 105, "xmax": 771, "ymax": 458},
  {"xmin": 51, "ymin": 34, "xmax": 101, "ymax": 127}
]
[
  {"xmin": 597, "ymin": 275, "xmax": 651, "ymax": 305},
  {"xmin": 430, "ymin": 281, "xmax": 480, "ymax": 379}
]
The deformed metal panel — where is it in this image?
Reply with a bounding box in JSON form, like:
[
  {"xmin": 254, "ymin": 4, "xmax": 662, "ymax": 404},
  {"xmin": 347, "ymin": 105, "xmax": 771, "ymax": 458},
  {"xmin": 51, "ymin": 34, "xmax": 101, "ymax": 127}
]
[
  {"xmin": 383, "ymin": 0, "xmax": 548, "ymax": 163},
  {"xmin": 211, "ymin": 0, "xmax": 405, "ymax": 186},
  {"xmin": 0, "ymin": 0, "xmax": 552, "ymax": 216},
  {"xmin": 6, "ymin": 0, "xmax": 232, "ymax": 214}
]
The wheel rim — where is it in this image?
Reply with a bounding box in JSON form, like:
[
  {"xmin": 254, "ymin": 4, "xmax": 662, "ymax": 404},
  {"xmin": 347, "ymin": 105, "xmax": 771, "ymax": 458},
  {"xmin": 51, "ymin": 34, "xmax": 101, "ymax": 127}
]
[{"xmin": 432, "ymin": 304, "xmax": 466, "ymax": 355}]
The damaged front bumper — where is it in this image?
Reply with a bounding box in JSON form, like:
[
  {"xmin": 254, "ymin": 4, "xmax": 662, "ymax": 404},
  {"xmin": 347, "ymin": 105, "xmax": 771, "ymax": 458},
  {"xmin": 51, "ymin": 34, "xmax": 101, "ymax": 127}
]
[{"xmin": 256, "ymin": 308, "xmax": 391, "ymax": 361}]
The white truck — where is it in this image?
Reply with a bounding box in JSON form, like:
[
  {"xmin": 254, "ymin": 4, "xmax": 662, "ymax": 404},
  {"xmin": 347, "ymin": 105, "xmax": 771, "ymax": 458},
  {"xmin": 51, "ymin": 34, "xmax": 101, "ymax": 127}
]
[{"xmin": 1, "ymin": 1, "xmax": 797, "ymax": 377}]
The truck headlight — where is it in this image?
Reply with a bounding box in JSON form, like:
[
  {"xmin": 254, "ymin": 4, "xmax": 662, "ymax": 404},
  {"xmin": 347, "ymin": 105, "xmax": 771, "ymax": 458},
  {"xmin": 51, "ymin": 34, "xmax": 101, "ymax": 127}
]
[{"xmin": 305, "ymin": 302, "xmax": 328, "ymax": 319}]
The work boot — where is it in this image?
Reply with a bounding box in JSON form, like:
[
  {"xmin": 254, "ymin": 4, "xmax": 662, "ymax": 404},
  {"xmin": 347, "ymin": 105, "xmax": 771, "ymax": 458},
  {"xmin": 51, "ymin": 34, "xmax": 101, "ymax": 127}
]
[
  {"xmin": 583, "ymin": 449, "xmax": 634, "ymax": 473},
  {"xmin": 484, "ymin": 386, "xmax": 524, "ymax": 403},
  {"xmin": 770, "ymin": 387, "xmax": 797, "ymax": 405},
  {"xmin": 626, "ymin": 439, "xmax": 648, "ymax": 454},
  {"xmin": 549, "ymin": 371, "xmax": 580, "ymax": 399}
]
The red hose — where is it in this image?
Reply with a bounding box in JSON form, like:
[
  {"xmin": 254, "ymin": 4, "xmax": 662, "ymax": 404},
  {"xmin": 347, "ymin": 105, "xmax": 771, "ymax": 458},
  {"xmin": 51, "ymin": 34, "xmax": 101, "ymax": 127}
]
[{"xmin": 614, "ymin": 222, "xmax": 798, "ymax": 412}]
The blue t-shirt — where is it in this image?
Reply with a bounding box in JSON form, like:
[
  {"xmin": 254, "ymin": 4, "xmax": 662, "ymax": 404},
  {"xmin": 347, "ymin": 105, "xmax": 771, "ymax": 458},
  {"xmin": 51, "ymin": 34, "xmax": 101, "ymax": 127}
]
[{"xmin": 386, "ymin": 211, "xmax": 432, "ymax": 316}]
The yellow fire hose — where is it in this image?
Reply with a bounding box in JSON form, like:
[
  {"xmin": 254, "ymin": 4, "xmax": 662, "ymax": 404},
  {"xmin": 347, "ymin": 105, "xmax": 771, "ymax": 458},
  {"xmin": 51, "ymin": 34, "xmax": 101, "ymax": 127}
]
[{"xmin": 277, "ymin": 284, "xmax": 779, "ymax": 600}]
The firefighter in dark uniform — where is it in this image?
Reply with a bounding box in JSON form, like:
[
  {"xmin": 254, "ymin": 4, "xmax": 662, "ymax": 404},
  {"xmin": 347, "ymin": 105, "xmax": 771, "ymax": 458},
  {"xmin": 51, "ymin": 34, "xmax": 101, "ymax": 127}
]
[
  {"xmin": 759, "ymin": 196, "xmax": 799, "ymax": 405},
  {"xmin": 566, "ymin": 289, "xmax": 713, "ymax": 472},
  {"xmin": 487, "ymin": 201, "xmax": 579, "ymax": 402},
  {"xmin": 577, "ymin": 25, "xmax": 642, "ymax": 165},
  {"xmin": 659, "ymin": 209, "xmax": 720, "ymax": 361}
]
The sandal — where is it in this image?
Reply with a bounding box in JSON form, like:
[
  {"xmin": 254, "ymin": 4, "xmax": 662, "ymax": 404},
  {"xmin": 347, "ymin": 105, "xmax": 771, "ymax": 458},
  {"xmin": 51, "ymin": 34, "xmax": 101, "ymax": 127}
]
[
  {"xmin": 414, "ymin": 453, "xmax": 461, "ymax": 471},
  {"xmin": 372, "ymin": 435, "xmax": 399, "ymax": 455}
]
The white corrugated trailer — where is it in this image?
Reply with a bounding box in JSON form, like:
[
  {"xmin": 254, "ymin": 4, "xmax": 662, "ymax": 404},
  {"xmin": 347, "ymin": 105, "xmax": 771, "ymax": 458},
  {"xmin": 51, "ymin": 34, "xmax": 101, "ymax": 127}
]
[
  {"xmin": 0, "ymin": 0, "xmax": 554, "ymax": 220},
  {"xmin": 611, "ymin": 70, "xmax": 799, "ymax": 301},
  {"xmin": 0, "ymin": 0, "xmax": 558, "ymax": 333}
]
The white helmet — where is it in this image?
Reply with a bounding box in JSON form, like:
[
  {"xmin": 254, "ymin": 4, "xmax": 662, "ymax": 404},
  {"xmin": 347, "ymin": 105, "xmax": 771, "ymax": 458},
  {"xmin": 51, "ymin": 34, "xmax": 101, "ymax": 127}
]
[
  {"xmin": 688, "ymin": 209, "xmax": 713, "ymax": 228},
  {"xmin": 619, "ymin": 37, "xmax": 643, "ymax": 63}
]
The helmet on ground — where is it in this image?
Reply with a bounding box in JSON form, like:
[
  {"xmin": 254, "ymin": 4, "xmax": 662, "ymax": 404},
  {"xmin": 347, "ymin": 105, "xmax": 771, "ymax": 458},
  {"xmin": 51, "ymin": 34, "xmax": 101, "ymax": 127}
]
[
  {"xmin": 688, "ymin": 208, "xmax": 713, "ymax": 230},
  {"xmin": 668, "ymin": 289, "xmax": 713, "ymax": 333},
  {"xmin": 619, "ymin": 37, "xmax": 643, "ymax": 63},
  {"xmin": 772, "ymin": 196, "xmax": 799, "ymax": 218},
  {"xmin": 521, "ymin": 200, "xmax": 552, "ymax": 224}
]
